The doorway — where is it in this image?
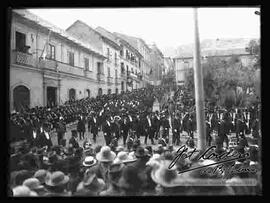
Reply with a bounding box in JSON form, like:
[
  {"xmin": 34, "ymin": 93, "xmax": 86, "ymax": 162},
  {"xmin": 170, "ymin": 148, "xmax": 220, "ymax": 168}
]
[
  {"xmin": 13, "ymin": 85, "xmax": 30, "ymax": 112},
  {"xmin": 47, "ymin": 86, "xmax": 57, "ymax": 107}
]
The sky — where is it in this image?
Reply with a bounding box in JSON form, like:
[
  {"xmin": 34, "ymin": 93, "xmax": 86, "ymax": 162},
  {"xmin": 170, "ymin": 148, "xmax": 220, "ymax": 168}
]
[{"xmin": 28, "ymin": 7, "xmax": 260, "ymax": 54}]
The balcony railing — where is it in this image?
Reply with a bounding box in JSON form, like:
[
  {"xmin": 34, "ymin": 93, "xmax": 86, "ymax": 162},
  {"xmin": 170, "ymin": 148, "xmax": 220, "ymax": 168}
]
[
  {"xmin": 38, "ymin": 58, "xmax": 57, "ymax": 70},
  {"xmin": 12, "ymin": 50, "xmax": 36, "ymax": 67}
]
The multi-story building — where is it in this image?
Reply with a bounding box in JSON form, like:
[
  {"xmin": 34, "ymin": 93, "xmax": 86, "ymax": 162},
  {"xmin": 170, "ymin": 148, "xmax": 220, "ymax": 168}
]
[
  {"xmin": 10, "ymin": 10, "xmax": 106, "ymax": 112},
  {"xmin": 149, "ymin": 44, "xmax": 164, "ymax": 86},
  {"xmin": 113, "ymin": 33, "xmax": 143, "ymax": 92},
  {"xmin": 173, "ymin": 51, "xmax": 255, "ymax": 86},
  {"xmin": 66, "ymin": 21, "xmax": 122, "ymax": 95}
]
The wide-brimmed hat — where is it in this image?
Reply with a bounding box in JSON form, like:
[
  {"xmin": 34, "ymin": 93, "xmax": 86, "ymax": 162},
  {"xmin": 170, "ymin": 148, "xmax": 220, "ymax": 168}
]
[
  {"xmin": 23, "ymin": 178, "xmax": 44, "ymax": 190},
  {"xmin": 151, "ymin": 160, "xmax": 192, "ymax": 188},
  {"xmin": 79, "ymin": 170, "xmax": 105, "ymax": 192},
  {"xmin": 12, "ymin": 185, "xmax": 38, "ymax": 197},
  {"xmin": 34, "ymin": 169, "xmax": 49, "ymax": 184},
  {"xmin": 45, "ymin": 171, "xmax": 69, "ymax": 187},
  {"xmin": 96, "ymin": 146, "xmax": 116, "ymax": 162},
  {"xmin": 114, "ymin": 151, "xmax": 137, "ymax": 164},
  {"xmin": 82, "ymin": 156, "xmax": 97, "ymax": 167}
]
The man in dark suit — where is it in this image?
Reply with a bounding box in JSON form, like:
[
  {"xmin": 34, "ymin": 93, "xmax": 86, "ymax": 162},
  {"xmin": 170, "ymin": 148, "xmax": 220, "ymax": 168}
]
[
  {"xmin": 161, "ymin": 114, "xmax": 170, "ymax": 144},
  {"xmin": 69, "ymin": 130, "xmax": 79, "ymax": 149},
  {"xmin": 89, "ymin": 113, "xmax": 99, "ymax": 143},
  {"xmin": 56, "ymin": 117, "xmax": 66, "ymax": 146},
  {"xmin": 144, "ymin": 114, "xmax": 154, "ymax": 145},
  {"xmin": 103, "ymin": 118, "xmax": 112, "ymax": 146},
  {"xmin": 153, "ymin": 111, "xmax": 161, "ymax": 140},
  {"xmin": 172, "ymin": 113, "xmax": 181, "ymax": 145},
  {"xmin": 77, "ymin": 115, "xmax": 86, "ymax": 140},
  {"xmin": 120, "ymin": 115, "xmax": 129, "ymax": 146}
]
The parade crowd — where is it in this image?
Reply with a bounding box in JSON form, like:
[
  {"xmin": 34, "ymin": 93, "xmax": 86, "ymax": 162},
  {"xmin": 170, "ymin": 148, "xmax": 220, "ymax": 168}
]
[{"xmin": 9, "ymin": 86, "xmax": 261, "ymax": 196}]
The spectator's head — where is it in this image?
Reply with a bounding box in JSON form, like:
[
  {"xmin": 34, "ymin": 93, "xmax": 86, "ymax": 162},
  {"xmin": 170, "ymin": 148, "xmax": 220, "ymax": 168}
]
[
  {"xmin": 77, "ymin": 168, "xmax": 105, "ymax": 194},
  {"xmin": 34, "ymin": 169, "xmax": 50, "ymax": 185},
  {"xmin": 45, "ymin": 171, "xmax": 69, "ymax": 192},
  {"xmin": 82, "ymin": 156, "xmax": 97, "ymax": 168},
  {"xmin": 13, "ymin": 170, "xmax": 33, "ymax": 186},
  {"xmin": 23, "ymin": 178, "xmax": 44, "ymax": 192},
  {"xmin": 118, "ymin": 165, "xmax": 143, "ymax": 194},
  {"xmin": 96, "ymin": 146, "xmax": 116, "ymax": 168},
  {"xmin": 12, "ymin": 185, "xmax": 38, "ymax": 197}
]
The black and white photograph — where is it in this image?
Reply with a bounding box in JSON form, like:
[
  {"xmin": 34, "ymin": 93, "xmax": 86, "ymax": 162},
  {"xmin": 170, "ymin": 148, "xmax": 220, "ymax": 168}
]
[{"xmin": 8, "ymin": 7, "xmax": 261, "ymax": 196}]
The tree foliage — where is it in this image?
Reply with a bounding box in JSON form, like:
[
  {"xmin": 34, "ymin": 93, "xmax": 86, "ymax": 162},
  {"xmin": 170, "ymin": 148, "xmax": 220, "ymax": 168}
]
[{"xmin": 184, "ymin": 39, "xmax": 260, "ymax": 107}]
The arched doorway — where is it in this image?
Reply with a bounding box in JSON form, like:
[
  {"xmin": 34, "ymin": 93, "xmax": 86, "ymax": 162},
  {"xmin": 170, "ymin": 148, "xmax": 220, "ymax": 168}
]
[
  {"xmin": 69, "ymin": 88, "xmax": 76, "ymax": 101},
  {"xmin": 98, "ymin": 88, "xmax": 103, "ymax": 96},
  {"xmin": 13, "ymin": 85, "xmax": 30, "ymax": 112},
  {"xmin": 108, "ymin": 89, "xmax": 111, "ymax": 95},
  {"xmin": 115, "ymin": 88, "xmax": 118, "ymax": 95},
  {"xmin": 86, "ymin": 89, "xmax": 90, "ymax": 98}
]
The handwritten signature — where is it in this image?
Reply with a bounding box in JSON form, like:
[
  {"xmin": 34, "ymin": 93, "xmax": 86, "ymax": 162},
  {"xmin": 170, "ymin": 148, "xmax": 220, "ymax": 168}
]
[{"xmin": 168, "ymin": 145, "xmax": 250, "ymax": 174}]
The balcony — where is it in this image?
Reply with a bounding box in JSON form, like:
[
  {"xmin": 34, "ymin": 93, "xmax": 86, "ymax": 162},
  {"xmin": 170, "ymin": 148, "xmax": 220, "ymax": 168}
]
[
  {"xmin": 38, "ymin": 58, "xmax": 57, "ymax": 70},
  {"xmin": 12, "ymin": 50, "xmax": 36, "ymax": 67},
  {"xmin": 97, "ymin": 73, "xmax": 105, "ymax": 82},
  {"xmin": 57, "ymin": 62, "xmax": 84, "ymax": 76}
]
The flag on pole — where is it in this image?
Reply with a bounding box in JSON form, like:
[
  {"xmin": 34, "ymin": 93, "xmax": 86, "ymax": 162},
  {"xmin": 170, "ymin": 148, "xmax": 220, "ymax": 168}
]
[{"xmin": 40, "ymin": 30, "xmax": 52, "ymax": 59}]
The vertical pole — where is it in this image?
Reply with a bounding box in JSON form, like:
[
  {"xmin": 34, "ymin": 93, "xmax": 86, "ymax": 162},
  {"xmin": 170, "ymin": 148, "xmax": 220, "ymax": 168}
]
[{"xmin": 193, "ymin": 8, "xmax": 206, "ymax": 151}]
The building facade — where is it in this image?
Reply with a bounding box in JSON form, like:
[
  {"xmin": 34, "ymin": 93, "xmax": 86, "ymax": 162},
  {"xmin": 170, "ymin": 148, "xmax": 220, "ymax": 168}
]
[
  {"xmin": 113, "ymin": 33, "xmax": 143, "ymax": 92},
  {"xmin": 149, "ymin": 44, "xmax": 164, "ymax": 86},
  {"xmin": 10, "ymin": 10, "xmax": 106, "ymax": 112},
  {"xmin": 66, "ymin": 21, "xmax": 122, "ymax": 95},
  {"xmin": 173, "ymin": 53, "xmax": 255, "ymax": 86}
]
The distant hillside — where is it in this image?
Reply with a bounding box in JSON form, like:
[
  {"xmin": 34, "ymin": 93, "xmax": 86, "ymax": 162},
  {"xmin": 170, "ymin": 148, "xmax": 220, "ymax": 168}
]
[{"xmin": 174, "ymin": 38, "xmax": 258, "ymax": 58}]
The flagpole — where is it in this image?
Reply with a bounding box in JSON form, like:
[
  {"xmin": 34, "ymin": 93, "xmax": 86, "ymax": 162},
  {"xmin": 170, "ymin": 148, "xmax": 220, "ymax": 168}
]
[{"xmin": 193, "ymin": 8, "xmax": 206, "ymax": 151}]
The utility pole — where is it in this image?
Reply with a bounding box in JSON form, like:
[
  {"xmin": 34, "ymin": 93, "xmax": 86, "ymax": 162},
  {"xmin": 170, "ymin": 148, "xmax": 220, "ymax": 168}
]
[{"xmin": 193, "ymin": 8, "xmax": 206, "ymax": 151}]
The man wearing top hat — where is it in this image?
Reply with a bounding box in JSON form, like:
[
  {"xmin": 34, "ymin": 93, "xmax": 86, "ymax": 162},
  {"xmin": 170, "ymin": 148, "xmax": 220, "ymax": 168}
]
[
  {"xmin": 120, "ymin": 114, "xmax": 130, "ymax": 146},
  {"xmin": 172, "ymin": 113, "xmax": 181, "ymax": 146}
]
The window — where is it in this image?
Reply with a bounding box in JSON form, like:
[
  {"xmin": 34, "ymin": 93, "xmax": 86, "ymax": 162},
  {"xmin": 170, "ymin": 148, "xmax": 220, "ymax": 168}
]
[
  {"xmin": 68, "ymin": 51, "xmax": 74, "ymax": 66},
  {"xmin": 15, "ymin": 31, "xmax": 26, "ymax": 52},
  {"xmin": 84, "ymin": 57, "xmax": 89, "ymax": 70},
  {"xmin": 114, "ymin": 53, "xmax": 117, "ymax": 65},
  {"xmin": 97, "ymin": 62, "xmax": 104, "ymax": 74},
  {"xmin": 107, "ymin": 48, "xmax": 110, "ymax": 60},
  {"xmin": 121, "ymin": 63, "xmax": 125, "ymax": 73},
  {"xmin": 107, "ymin": 67, "xmax": 111, "ymax": 77},
  {"xmin": 48, "ymin": 44, "xmax": 55, "ymax": 60},
  {"xmin": 115, "ymin": 69, "xmax": 118, "ymax": 79},
  {"xmin": 120, "ymin": 49, "xmax": 123, "ymax": 56},
  {"xmin": 131, "ymin": 68, "xmax": 134, "ymax": 73}
]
